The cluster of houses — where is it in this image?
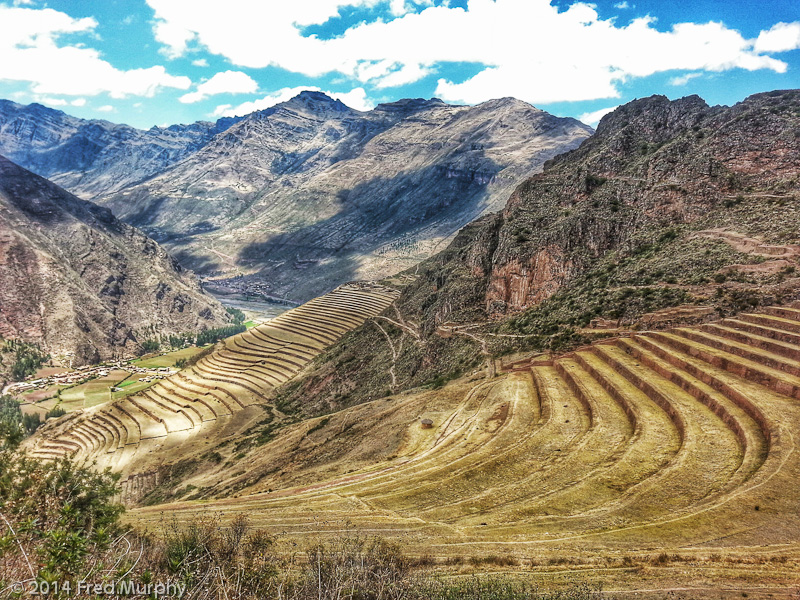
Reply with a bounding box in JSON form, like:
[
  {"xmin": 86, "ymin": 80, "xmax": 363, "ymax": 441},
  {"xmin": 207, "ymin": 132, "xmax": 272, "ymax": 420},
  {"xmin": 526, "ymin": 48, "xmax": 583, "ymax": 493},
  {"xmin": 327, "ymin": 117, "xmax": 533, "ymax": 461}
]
[
  {"xmin": 3, "ymin": 363, "xmax": 176, "ymax": 396},
  {"xmin": 204, "ymin": 275, "xmax": 295, "ymax": 305}
]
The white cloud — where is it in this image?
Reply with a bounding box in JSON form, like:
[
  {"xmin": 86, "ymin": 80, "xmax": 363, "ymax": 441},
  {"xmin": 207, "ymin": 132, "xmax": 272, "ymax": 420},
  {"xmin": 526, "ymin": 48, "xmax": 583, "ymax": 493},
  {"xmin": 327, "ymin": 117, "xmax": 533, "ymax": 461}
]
[
  {"xmin": 179, "ymin": 70, "xmax": 258, "ymax": 103},
  {"xmin": 614, "ymin": 1, "xmax": 631, "ymax": 9},
  {"xmin": 0, "ymin": 6, "xmax": 191, "ymax": 99},
  {"xmin": 754, "ymin": 22, "xmax": 800, "ymax": 53},
  {"xmin": 70, "ymin": 98, "xmax": 86, "ymax": 107},
  {"xmin": 38, "ymin": 96, "xmax": 67, "ymax": 106},
  {"xmin": 669, "ymin": 72, "xmax": 702, "ymax": 86},
  {"xmin": 212, "ymin": 86, "xmax": 373, "ymax": 117},
  {"xmin": 334, "ymin": 87, "xmax": 373, "ymax": 111},
  {"xmin": 97, "ymin": 105, "xmax": 114, "ymax": 112},
  {"xmin": 578, "ymin": 105, "xmax": 619, "ymax": 128},
  {"xmin": 374, "ymin": 63, "xmax": 431, "ymax": 88},
  {"xmin": 146, "ymin": 0, "xmax": 797, "ymax": 106},
  {"xmin": 192, "ymin": 58, "xmax": 209, "ymax": 67}
]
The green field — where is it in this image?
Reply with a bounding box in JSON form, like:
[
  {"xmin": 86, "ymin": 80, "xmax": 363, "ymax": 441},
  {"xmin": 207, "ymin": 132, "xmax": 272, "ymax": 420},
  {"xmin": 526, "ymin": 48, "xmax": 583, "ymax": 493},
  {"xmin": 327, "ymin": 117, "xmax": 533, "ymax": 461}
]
[
  {"xmin": 131, "ymin": 345, "xmax": 210, "ymax": 369},
  {"xmin": 57, "ymin": 369, "xmax": 134, "ymax": 411}
]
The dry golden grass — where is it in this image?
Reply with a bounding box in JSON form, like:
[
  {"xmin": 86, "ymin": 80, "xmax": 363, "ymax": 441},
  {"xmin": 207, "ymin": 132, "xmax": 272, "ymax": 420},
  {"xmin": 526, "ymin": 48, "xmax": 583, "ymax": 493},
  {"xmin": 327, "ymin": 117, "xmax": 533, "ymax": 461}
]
[{"xmin": 123, "ymin": 304, "xmax": 800, "ymax": 596}]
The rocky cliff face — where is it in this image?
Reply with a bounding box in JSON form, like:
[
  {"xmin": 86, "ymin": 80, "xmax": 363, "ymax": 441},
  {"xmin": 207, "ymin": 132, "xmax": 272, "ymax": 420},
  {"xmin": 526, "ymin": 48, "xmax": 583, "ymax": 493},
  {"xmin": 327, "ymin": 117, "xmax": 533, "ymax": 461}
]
[
  {"xmin": 0, "ymin": 100, "xmax": 239, "ymax": 198},
  {"xmin": 0, "ymin": 156, "xmax": 229, "ymax": 366},
  {"xmin": 98, "ymin": 92, "xmax": 592, "ymax": 302},
  {"xmin": 474, "ymin": 91, "xmax": 798, "ymax": 315},
  {"xmin": 276, "ymin": 90, "xmax": 800, "ymax": 414}
]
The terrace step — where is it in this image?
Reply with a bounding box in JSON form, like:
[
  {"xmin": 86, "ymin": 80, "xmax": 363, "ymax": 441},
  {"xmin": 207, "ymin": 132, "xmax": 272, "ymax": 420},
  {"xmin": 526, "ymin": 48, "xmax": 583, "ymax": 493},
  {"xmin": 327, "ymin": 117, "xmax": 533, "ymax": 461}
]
[
  {"xmin": 618, "ymin": 337, "xmax": 768, "ymax": 480},
  {"xmin": 27, "ymin": 284, "xmax": 399, "ymax": 470},
  {"xmin": 572, "ymin": 351, "xmax": 681, "ymax": 456},
  {"xmin": 648, "ymin": 330, "xmax": 800, "ymax": 401},
  {"xmin": 586, "ymin": 345, "xmax": 744, "ymax": 510},
  {"xmin": 701, "ymin": 322, "xmax": 800, "ymax": 363},
  {"xmin": 674, "ymin": 327, "xmax": 800, "ymax": 378},
  {"xmin": 116, "ymin": 398, "xmax": 168, "ymax": 439},
  {"xmin": 720, "ymin": 318, "xmax": 800, "ymax": 347},
  {"xmin": 632, "ymin": 334, "xmax": 772, "ymax": 447},
  {"xmin": 763, "ymin": 306, "xmax": 800, "ymax": 322},
  {"xmin": 739, "ymin": 313, "xmax": 800, "ymax": 335}
]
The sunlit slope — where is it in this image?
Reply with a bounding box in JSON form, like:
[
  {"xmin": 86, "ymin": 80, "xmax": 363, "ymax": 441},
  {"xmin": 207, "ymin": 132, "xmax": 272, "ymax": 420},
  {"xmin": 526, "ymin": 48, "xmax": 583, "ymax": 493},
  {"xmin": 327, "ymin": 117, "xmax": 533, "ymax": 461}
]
[
  {"xmin": 131, "ymin": 305, "xmax": 800, "ymax": 559},
  {"xmin": 26, "ymin": 283, "xmax": 399, "ymax": 472}
]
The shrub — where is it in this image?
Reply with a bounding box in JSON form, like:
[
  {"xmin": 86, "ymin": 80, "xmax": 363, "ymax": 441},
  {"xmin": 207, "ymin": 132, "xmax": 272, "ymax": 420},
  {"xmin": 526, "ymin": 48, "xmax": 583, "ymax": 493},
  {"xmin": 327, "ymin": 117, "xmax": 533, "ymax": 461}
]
[
  {"xmin": 140, "ymin": 338, "xmax": 160, "ymax": 354},
  {"xmin": 0, "ymin": 451, "xmax": 123, "ymax": 581},
  {"xmin": 3, "ymin": 340, "xmax": 49, "ymax": 382},
  {"xmin": 225, "ymin": 307, "xmax": 247, "ymax": 324},
  {"xmin": 45, "ymin": 406, "xmax": 66, "ymax": 420},
  {"xmin": 195, "ymin": 324, "xmax": 247, "ymax": 346}
]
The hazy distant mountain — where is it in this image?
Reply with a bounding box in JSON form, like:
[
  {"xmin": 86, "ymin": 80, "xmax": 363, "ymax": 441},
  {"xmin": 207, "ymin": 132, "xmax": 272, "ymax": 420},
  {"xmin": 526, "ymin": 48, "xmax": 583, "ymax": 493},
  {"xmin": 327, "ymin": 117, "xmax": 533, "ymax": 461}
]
[
  {"xmin": 102, "ymin": 92, "xmax": 593, "ymax": 302},
  {"xmin": 0, "ymin": 99, "xmax": 239, "ymax": 198},
  {"xmin": 0, "ymin": 155, "xmax": 230, "ymax": 366},
  {"xmin": 0, "ymin": 93, "xmax": 592, "ymax": 303}
]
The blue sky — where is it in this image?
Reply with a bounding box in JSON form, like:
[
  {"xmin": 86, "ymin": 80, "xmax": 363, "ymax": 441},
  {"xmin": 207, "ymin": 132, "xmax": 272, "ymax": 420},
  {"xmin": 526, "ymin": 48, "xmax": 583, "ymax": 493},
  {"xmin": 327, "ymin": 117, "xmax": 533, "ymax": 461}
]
[{"xmin": 0, "ymin": 0, "xmax": 798, "ymax": 128}]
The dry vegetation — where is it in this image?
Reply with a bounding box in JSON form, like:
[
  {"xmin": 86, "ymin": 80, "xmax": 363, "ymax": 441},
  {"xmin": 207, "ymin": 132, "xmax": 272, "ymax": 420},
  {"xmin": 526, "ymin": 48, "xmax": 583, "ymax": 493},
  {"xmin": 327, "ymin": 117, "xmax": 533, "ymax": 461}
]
[{"xmin": 122, "ymin": 303, "xmax": 800, "ymax": 597}]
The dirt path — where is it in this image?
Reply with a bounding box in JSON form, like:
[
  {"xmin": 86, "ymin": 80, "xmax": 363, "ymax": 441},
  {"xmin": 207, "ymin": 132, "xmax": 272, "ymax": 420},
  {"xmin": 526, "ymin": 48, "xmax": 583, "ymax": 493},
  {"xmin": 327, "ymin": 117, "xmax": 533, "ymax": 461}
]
[{"xmin": 695, "ymin": 229, "xmax": 800, "ymax": 259}]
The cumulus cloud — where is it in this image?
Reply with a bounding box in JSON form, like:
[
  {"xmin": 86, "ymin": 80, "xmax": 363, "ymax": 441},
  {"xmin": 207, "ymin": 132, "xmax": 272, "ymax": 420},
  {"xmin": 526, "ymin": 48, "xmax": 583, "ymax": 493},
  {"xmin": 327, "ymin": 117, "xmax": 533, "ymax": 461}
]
[
  {"xmin": 71, "ymin": 98, "xmax": 87, "ymax": 107},
  {"xmin": 192, "ymin": 58, "xmax": 209, "ymax": 67},
  {"xmin": 669, "ymin": 72, "xmax": 702, "ymax": 86},
  {"xmin": 212, "ymin": 86, "xmax": 373, "ymax": 117},
  {"xmin": 0, "ymin": 6, "xmax": 191, "ymax": 98},
  {"xmin": 614, "ymin": 1, "xmax": 631, "ymax": 9},
  {"xmin": 97, "ymin": 105, "xmax": 115, "ymax": 112},
  {"xmin": 754, "ymin": 22, "xmax": 800, "ymax": 53},
  {"xmin": 180, "ymin": 70, "xmax": 258, "ymax": 103},
  {"xmin": 144, "ymin": 0, "xmax": 796, "ymax": 106},
  {"xmin": 578, "ymin": 105, "xmax": 619, "ymax": 128}
]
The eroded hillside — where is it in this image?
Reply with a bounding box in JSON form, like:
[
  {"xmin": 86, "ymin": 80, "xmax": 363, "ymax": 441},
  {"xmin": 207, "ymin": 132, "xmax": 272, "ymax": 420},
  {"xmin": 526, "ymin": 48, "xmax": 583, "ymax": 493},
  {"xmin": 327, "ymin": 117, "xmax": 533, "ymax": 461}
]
[{"xmin": 0, "ymin": 155, "xmax": 229, "ymax": 365}]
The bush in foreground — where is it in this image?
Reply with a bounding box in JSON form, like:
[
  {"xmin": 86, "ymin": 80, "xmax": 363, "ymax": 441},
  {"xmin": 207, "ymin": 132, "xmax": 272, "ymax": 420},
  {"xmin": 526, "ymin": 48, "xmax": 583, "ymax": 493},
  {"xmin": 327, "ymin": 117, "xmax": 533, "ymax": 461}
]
[{"xmin": 0, "ymin": 439, "xmax": 603, "ymax": 599}]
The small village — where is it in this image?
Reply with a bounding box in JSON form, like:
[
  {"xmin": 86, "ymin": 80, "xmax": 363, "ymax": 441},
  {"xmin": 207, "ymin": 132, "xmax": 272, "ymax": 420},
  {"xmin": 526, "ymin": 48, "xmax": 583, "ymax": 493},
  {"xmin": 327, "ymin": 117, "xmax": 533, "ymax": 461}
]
[{"xmin": 2, "ymin": 362, "xmax": 176, "ymax": 397}]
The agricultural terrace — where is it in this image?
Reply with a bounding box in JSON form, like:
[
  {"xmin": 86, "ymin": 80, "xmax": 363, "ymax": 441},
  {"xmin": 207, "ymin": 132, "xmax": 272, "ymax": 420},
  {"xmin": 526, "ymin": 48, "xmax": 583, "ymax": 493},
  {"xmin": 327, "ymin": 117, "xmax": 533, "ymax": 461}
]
[
  {"xmin": 128, "ymin": 304, "xmax": 800, "ymax": 593},
  {"xmin": 25, "ymin": 283, "xmax": 399, "ymax": 474}
]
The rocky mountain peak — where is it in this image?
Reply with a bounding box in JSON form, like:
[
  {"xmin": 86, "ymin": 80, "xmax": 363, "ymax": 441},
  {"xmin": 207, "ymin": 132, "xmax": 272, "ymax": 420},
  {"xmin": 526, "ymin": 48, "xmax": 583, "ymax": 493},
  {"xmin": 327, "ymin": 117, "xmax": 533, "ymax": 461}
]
[
  {"xmin": 594, "ymin": 94, "xmax": 711, "ymax": 140},
  {"xmin": 373, "ymin": 97, "xmax": 448, "ymax": 114},
  {"xmin": 476, "ymin": 97, "xmax": 543, "ymax": 112},
  {"xmin": 283, "ymin": 90, "xmax": 352, "ymax": 113}
]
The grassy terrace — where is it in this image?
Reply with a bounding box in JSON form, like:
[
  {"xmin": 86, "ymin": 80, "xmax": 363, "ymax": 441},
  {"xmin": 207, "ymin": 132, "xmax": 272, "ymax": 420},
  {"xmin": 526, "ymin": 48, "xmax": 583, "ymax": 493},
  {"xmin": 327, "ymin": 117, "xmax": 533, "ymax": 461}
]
[
  {"xmin": 25, "ymin": 284, "xmax": 400, "ymax": 474},
  {"xmin": 116, "ymin": 303, "xmax": 800, "ymax": 596},
  {"xmin": 23, "ymin": 288, "xmax": 800, "ymax": 595}
]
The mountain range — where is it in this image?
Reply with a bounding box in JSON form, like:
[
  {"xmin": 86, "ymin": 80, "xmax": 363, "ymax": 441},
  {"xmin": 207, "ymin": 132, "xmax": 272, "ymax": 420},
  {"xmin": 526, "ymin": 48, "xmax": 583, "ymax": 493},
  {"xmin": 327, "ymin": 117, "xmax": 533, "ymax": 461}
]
[
  {"xmin": 0, "ymin": 99, "xmax": 240, "ymax": 199},
  {"xmin": 0, "ymin": 93, "xmax": 592, "ymax": 302}
]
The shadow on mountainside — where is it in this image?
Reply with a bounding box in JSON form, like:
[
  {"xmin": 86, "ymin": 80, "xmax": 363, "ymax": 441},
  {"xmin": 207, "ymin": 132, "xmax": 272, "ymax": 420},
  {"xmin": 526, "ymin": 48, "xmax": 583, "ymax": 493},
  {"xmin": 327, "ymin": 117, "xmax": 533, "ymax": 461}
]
[{"xmin": 235, "ymin": 160, "xmax": 505, "ymax": 301}]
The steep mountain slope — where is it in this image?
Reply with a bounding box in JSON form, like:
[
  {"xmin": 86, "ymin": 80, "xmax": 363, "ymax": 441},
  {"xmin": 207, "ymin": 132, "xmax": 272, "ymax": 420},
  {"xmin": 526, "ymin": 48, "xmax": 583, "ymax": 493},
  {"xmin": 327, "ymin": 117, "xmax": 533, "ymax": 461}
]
[
  {"xmin": 278, "ymin": 90, "xmax": 800, "ymax": 413},
  {"xmin": 0, "ymin": 100, "xmax": 238, "ymax": 198},
  {"xmin": 100, "ymin": 92, "xmax": 592, "ymax": 301},
  {"xmin": 0, "ymin": 155, "xmax": 229, "ymax": 366}
]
